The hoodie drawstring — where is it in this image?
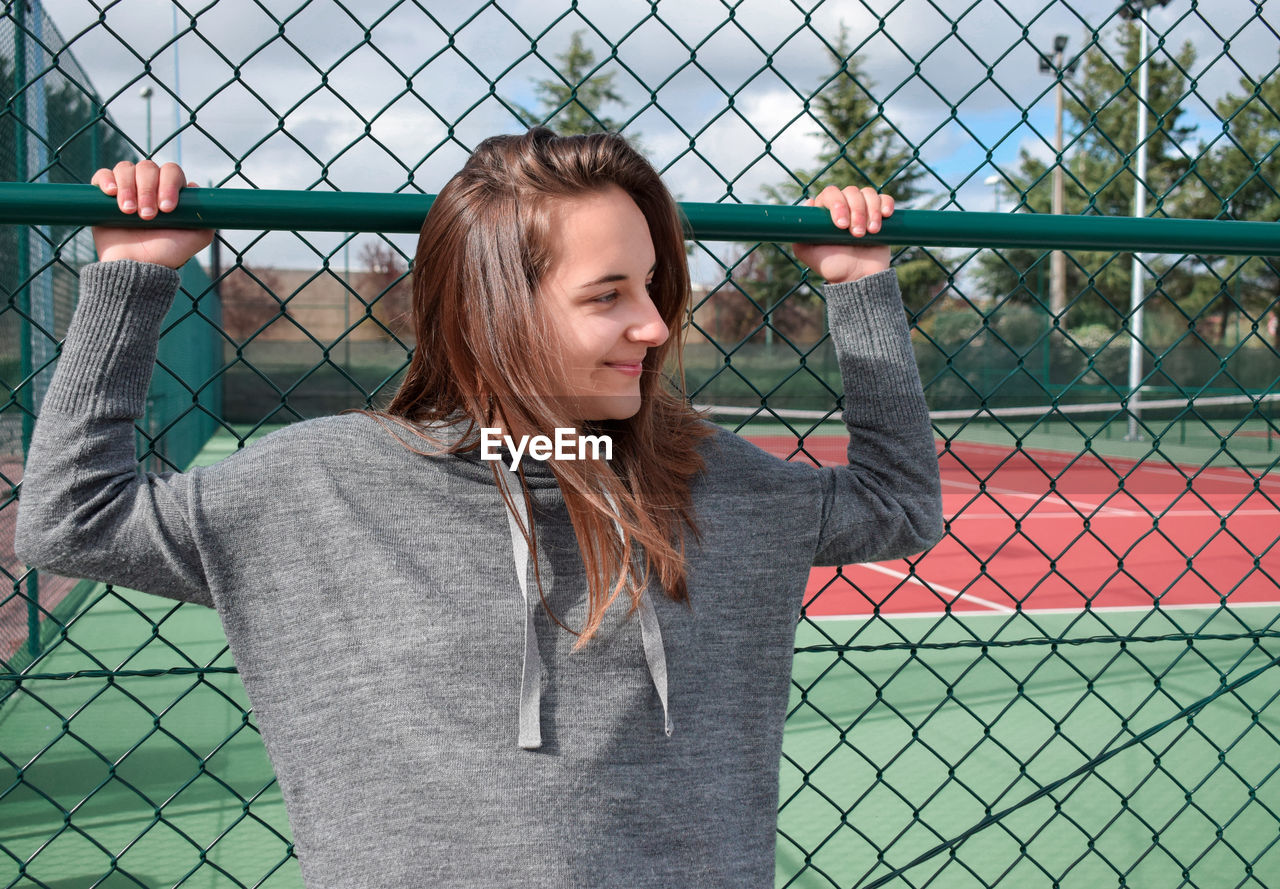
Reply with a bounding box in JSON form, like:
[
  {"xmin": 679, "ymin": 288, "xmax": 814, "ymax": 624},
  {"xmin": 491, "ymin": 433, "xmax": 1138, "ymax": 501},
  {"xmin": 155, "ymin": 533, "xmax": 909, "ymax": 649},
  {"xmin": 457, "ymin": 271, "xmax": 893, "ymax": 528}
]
[
  {"xmin": 636, "ymin": 588, "xmax": 674, "ymax": 738},
  {"xmin": 496, "ymin": 464, "xmax": 673, "ymax": 750},
  {"xmin": 496, "ymin": 463, "xmax": 545, "ymax": 750},
  {"xmin": 603, "ymin": 489, "xmax": 674, "ymax": 740}
]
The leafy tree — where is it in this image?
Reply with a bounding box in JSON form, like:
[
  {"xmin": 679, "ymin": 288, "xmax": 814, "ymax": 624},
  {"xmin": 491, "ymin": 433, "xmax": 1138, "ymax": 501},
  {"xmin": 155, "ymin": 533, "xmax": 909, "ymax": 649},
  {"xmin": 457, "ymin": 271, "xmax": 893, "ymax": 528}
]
[
  {"xmin": 360, "ymin": 241, "xmax": 413, "ymax": 341},
  {"xmin": 219, "ymin": 265, "xmax": 285, "ymax": 341},
  {"xmin": 1182, "ymin": 67, "xmax": 1280, "ymax": 348},
  {"xmin": 513, "ymin": 31, "xmax": 627, "ymax": 136},
  {"xmin": 973, "ymin": 25, "xmax": 1199, "ymax": 330},
  {"xmin": 733, "ymin": 25, "xmax": 939, "ymax": 340}
]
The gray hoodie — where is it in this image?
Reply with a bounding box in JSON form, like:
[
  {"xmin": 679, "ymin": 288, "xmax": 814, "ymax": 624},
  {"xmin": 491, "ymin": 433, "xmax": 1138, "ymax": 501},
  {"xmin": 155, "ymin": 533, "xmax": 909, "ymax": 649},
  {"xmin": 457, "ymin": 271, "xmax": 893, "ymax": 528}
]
[{"xmin": 16, "ymin": 259, "xmax": 942, "ymax": 888}]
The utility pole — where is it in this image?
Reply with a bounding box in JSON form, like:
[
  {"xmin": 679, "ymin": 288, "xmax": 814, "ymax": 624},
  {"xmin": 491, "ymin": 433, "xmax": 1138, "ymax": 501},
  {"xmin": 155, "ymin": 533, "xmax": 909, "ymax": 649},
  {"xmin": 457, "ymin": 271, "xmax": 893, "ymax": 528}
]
[{"xmin": 1039, "ymin": 34, "xmax": 1078, "ymax": 318}]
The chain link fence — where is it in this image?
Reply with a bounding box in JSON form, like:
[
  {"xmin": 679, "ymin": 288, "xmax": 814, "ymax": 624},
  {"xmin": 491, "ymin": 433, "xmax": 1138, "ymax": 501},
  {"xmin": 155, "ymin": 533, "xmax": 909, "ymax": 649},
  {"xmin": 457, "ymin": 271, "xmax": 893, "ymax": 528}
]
[
  {"xmin": 0, "ymin": 1, "xmax": 220, "ymax": 676},
  {"xmin": 2, "ymin": 0, "xmax": 1279, "ymax": 886}
]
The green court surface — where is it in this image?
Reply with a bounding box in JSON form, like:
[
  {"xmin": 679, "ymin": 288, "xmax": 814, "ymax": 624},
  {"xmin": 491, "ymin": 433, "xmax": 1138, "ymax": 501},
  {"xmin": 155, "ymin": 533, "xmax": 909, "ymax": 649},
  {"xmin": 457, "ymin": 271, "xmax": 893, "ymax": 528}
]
[
  {"xmin": 8, "ymin": 596, "xmax": 1277, "ymax": 887},
  {"xmin": 0, "ymin": 589, "xmax": 300, "ymax": 889},
  {"xmin": 780, "ymin": 609, "xmax": 1280, "ymax": 887}
]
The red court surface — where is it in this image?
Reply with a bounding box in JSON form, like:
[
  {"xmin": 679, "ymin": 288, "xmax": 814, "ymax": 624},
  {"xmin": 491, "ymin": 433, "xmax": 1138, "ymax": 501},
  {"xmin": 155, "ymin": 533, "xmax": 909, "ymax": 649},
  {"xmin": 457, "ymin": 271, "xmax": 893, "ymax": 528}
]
[{"xmin": 746, "ymin": 435, "xmax": 1280, "ymax": 619}]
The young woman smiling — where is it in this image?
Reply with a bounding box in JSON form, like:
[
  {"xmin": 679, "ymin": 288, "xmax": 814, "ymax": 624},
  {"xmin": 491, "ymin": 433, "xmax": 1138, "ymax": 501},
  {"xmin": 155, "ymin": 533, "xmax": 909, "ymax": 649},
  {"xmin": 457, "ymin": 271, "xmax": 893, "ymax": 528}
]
[{"xmin": 16, "ymin": 128, "xmax": 943, "ymax": 888}]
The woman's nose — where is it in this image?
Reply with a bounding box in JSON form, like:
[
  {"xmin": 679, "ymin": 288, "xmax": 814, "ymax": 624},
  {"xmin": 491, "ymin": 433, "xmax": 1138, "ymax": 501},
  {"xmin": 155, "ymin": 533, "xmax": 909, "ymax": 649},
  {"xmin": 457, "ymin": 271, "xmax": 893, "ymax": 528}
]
[{"xmin": 629, "ymin": 291, "xmax": 669, "ymax": 346}]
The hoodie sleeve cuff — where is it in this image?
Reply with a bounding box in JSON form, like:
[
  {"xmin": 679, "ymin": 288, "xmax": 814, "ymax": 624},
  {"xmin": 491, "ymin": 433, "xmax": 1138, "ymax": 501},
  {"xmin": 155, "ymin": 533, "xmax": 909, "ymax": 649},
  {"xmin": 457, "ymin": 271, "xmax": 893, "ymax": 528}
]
[
  {"xmin": 40, "ymin": 260, "xmax": 182, "ymax": 418},
  {"xmin": 822, "ymin": 269, "xmax": 929, "ymax": 428}
]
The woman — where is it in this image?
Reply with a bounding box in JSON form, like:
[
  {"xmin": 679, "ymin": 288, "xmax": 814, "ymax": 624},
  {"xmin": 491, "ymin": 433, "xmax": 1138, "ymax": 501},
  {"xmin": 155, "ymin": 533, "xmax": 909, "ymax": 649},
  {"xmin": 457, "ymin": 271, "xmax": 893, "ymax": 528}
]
[{"xmin": 16, "ymin": 128, "xmax": 942, "ymax": 887}]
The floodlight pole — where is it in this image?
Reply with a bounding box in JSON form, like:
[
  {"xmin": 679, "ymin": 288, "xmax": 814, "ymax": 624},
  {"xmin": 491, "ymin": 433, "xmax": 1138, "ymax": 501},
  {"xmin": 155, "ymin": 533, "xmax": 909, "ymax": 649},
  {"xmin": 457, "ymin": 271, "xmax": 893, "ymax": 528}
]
[
  {"xmin": 1126, "ymin": 7, "xmax": 1151, "ymax": 441},
  {"xmin": 1119, "ymin": 0, "xmax": 1171, "ymax": 441},
  {"xmin": 1127, "ymin": 14, "xmax": 1149, "ymax": 441},
  {"xmin": 140, "ymin": 85, "xmax": 153, "ymax": 155},
  {"xmin": 983, "ymin": 174, "xmax": 1002, "ymax": 211}
]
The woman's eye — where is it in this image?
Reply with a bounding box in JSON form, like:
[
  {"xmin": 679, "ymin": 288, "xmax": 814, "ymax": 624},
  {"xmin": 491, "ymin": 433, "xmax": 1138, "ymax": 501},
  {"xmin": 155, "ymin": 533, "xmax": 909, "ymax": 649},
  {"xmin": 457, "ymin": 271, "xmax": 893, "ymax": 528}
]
[{"xmin": 593, "ymin": 291, "xmax": 619, "ymax": 304}]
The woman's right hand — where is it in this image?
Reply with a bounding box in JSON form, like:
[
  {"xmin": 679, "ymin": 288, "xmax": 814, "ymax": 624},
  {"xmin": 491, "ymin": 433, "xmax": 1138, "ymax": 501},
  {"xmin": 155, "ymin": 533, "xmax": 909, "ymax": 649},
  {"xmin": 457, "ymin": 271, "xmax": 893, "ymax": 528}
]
[{"xmin": 90, "ymin": 161, "xmax": 214, "ymax": 269}]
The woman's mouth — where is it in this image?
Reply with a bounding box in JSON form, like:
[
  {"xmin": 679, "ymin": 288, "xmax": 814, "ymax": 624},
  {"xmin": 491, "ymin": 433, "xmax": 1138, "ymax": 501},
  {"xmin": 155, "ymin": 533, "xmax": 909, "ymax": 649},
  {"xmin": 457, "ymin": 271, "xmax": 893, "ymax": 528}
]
[{"xmin": 605, "ymin": 360, "xmax": 645, "ymax": 377}]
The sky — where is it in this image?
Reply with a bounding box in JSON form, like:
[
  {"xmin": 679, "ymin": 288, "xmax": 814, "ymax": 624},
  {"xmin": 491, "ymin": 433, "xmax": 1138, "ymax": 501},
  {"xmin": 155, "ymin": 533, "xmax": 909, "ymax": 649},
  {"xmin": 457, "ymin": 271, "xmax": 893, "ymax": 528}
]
[{"xmin": 29, "ymin": 0, "xmax": 1280, "ymax": 278}]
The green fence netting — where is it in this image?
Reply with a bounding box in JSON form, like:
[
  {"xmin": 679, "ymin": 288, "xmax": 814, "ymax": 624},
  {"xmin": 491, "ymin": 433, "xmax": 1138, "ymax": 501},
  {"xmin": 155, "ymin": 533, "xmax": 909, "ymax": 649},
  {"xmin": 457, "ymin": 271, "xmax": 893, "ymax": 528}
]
[
  {"xmin": 0, "ymin": 0, "xmax": 222, "ymax": 671},
  {"xmin": 2, "ymin": 0, "xmax": 1279, "ymax": 887}
]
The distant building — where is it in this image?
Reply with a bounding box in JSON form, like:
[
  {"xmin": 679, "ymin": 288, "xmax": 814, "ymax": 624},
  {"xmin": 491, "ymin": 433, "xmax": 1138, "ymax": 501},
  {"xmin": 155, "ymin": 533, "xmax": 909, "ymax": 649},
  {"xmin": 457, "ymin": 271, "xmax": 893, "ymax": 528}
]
[
  {"xmin": 210, "ymin": 265, "xmax": 411, "ymax": 343},
  {"xmin": 213, "ymin": 267, "xmax": 719, "ymax": 346}
]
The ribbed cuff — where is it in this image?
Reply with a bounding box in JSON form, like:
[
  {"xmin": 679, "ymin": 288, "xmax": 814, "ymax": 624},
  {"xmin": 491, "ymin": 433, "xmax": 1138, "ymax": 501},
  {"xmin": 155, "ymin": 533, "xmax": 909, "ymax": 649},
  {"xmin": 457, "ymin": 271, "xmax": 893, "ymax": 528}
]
[
  {"xmin": 823, "ymin": 269, "xmax": 929, "ymax": 427},
  {"xmin": 41, "ymin": 260, "xmax": 182, "ymax": 417}
]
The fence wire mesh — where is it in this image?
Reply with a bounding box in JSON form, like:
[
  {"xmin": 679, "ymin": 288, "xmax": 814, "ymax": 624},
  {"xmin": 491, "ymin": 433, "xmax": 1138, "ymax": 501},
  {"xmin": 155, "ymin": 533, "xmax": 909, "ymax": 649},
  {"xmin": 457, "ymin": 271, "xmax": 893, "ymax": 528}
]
[{"xmin": 2, "ymin": 0, "xmax": 1279, "ymax": 887}]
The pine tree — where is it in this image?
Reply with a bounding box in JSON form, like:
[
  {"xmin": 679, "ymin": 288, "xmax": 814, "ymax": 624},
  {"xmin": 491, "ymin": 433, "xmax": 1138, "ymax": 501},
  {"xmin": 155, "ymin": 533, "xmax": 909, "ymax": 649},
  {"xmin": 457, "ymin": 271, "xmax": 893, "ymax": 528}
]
[
  {"xmin": 513, "ymin": 31, "xmax": 627, "ymax": 136},
  {"xmin": 1184, "ymin": 66, "xmax": 1280, "ymax": 347},
  {"xmin": 733, "ymin": 24, "xmax": 938, "ymax": 340},
  {"xmin": 973, "ymin": 25, "xmax": 1198, "ymax": 330},
  {"xmin": 803, "ymin": 27, "xmax": 926, "ymax": 201}
]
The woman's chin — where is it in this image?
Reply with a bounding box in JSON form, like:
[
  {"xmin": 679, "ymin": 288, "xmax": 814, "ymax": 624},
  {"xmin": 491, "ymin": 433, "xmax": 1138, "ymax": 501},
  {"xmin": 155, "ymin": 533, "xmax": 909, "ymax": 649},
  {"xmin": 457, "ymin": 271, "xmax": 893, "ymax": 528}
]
[{"xmin": 569, "ymin": 393, "xmax": 642, "ymax": 422}]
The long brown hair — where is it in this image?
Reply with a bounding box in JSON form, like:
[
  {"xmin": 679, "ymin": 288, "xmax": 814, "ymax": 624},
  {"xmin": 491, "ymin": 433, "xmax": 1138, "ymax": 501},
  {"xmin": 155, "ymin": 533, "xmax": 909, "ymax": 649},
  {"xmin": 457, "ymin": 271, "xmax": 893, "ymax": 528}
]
[{"xmin": 367, "ymin": 127, "xmax": 710, "ymax": 645}]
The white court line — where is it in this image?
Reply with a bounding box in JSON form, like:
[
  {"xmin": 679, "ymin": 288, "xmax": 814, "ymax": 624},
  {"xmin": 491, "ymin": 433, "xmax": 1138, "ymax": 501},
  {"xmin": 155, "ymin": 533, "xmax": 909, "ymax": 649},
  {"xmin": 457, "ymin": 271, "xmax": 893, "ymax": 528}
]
[
  {"xmin": 944, "ymin": 510, "xmax": 1121, "ymax": 521},
  {"xmin": 943, "ymin": 440, "xmax": 1279, "ymax": 493},
  {"xmin": 810, "ymin": 600, "xmax": 1280, "ymax": 622},
  {"xmin": 1136, "ymin": 464, "xmax": 1280, "ymax": 490},
  {"xmin": 941, "ymin": 480, "xmax": 1280, "ymax": 519},
  {"xmin": 941, "ymin": 478, "xmax": 1144, "ymax": 517},
  {"xmin": 946, "ymin": 507, "xmax": 1280, "ymax": 521},
  {"xmin": 984, "ymin": 602, "xmax": 1280, "ymax": 617},
  {"xmin": 852, "ymin": 562, "xmax": 1015, "ymax": 614}
]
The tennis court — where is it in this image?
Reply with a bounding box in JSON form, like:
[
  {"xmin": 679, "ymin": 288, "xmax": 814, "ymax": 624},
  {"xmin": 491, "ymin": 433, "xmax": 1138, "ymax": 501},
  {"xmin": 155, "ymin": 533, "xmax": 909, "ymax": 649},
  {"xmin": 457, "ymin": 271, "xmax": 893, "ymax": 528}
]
[
  {"xmin": 731, "ymin": 401, "xmax": 1280, "ymax": 887},
  {"xmin": 791, "ymin": 439, "xmax": 1275, "ymax": 620},
  {"xmin": 4, "ymin": 1, "xmax": 1280, "ymax": 885},
  {"xmin": 780, "ymin": 604, "xmax": 1280, "ymax": 887},
  {"xmin": 722, "ymin": 397, "xmax": 1278, "ymax": 618}
]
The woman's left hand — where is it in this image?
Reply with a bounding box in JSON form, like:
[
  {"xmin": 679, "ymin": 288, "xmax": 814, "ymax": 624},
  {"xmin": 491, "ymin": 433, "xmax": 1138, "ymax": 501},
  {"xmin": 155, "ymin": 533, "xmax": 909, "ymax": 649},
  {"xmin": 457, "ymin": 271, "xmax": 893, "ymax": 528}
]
[{"xmin": 792, "ymin": 185, "xmax": 895, "ymax": 284}]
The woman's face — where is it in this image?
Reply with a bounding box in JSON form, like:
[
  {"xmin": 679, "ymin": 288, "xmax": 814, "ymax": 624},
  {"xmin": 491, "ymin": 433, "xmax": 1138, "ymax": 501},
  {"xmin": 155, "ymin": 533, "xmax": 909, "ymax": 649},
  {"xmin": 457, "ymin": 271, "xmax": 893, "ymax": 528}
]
[{"xmin": 538, "ymin": 185, "xmax": 669, "ymax": 422}]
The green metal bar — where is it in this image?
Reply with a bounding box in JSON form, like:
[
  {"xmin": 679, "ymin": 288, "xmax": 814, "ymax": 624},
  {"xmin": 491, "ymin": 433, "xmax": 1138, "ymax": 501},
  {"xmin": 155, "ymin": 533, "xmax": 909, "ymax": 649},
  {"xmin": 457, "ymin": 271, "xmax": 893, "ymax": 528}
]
[{"xmin": 1, "ymin": 182, "xmax": 1277, "ymax": 255}]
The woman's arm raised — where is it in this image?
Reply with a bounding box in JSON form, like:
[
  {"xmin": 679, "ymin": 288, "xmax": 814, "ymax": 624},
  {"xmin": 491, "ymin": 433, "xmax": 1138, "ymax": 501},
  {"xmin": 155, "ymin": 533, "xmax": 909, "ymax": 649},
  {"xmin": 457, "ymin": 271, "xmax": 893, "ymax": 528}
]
[
  {"xmin": 14, "ymin": 163, "xmax": 219, "ymax": 604},
  {"xmin": 792, "ymin": 185, "xmax": 944, "ymax": 565}
]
